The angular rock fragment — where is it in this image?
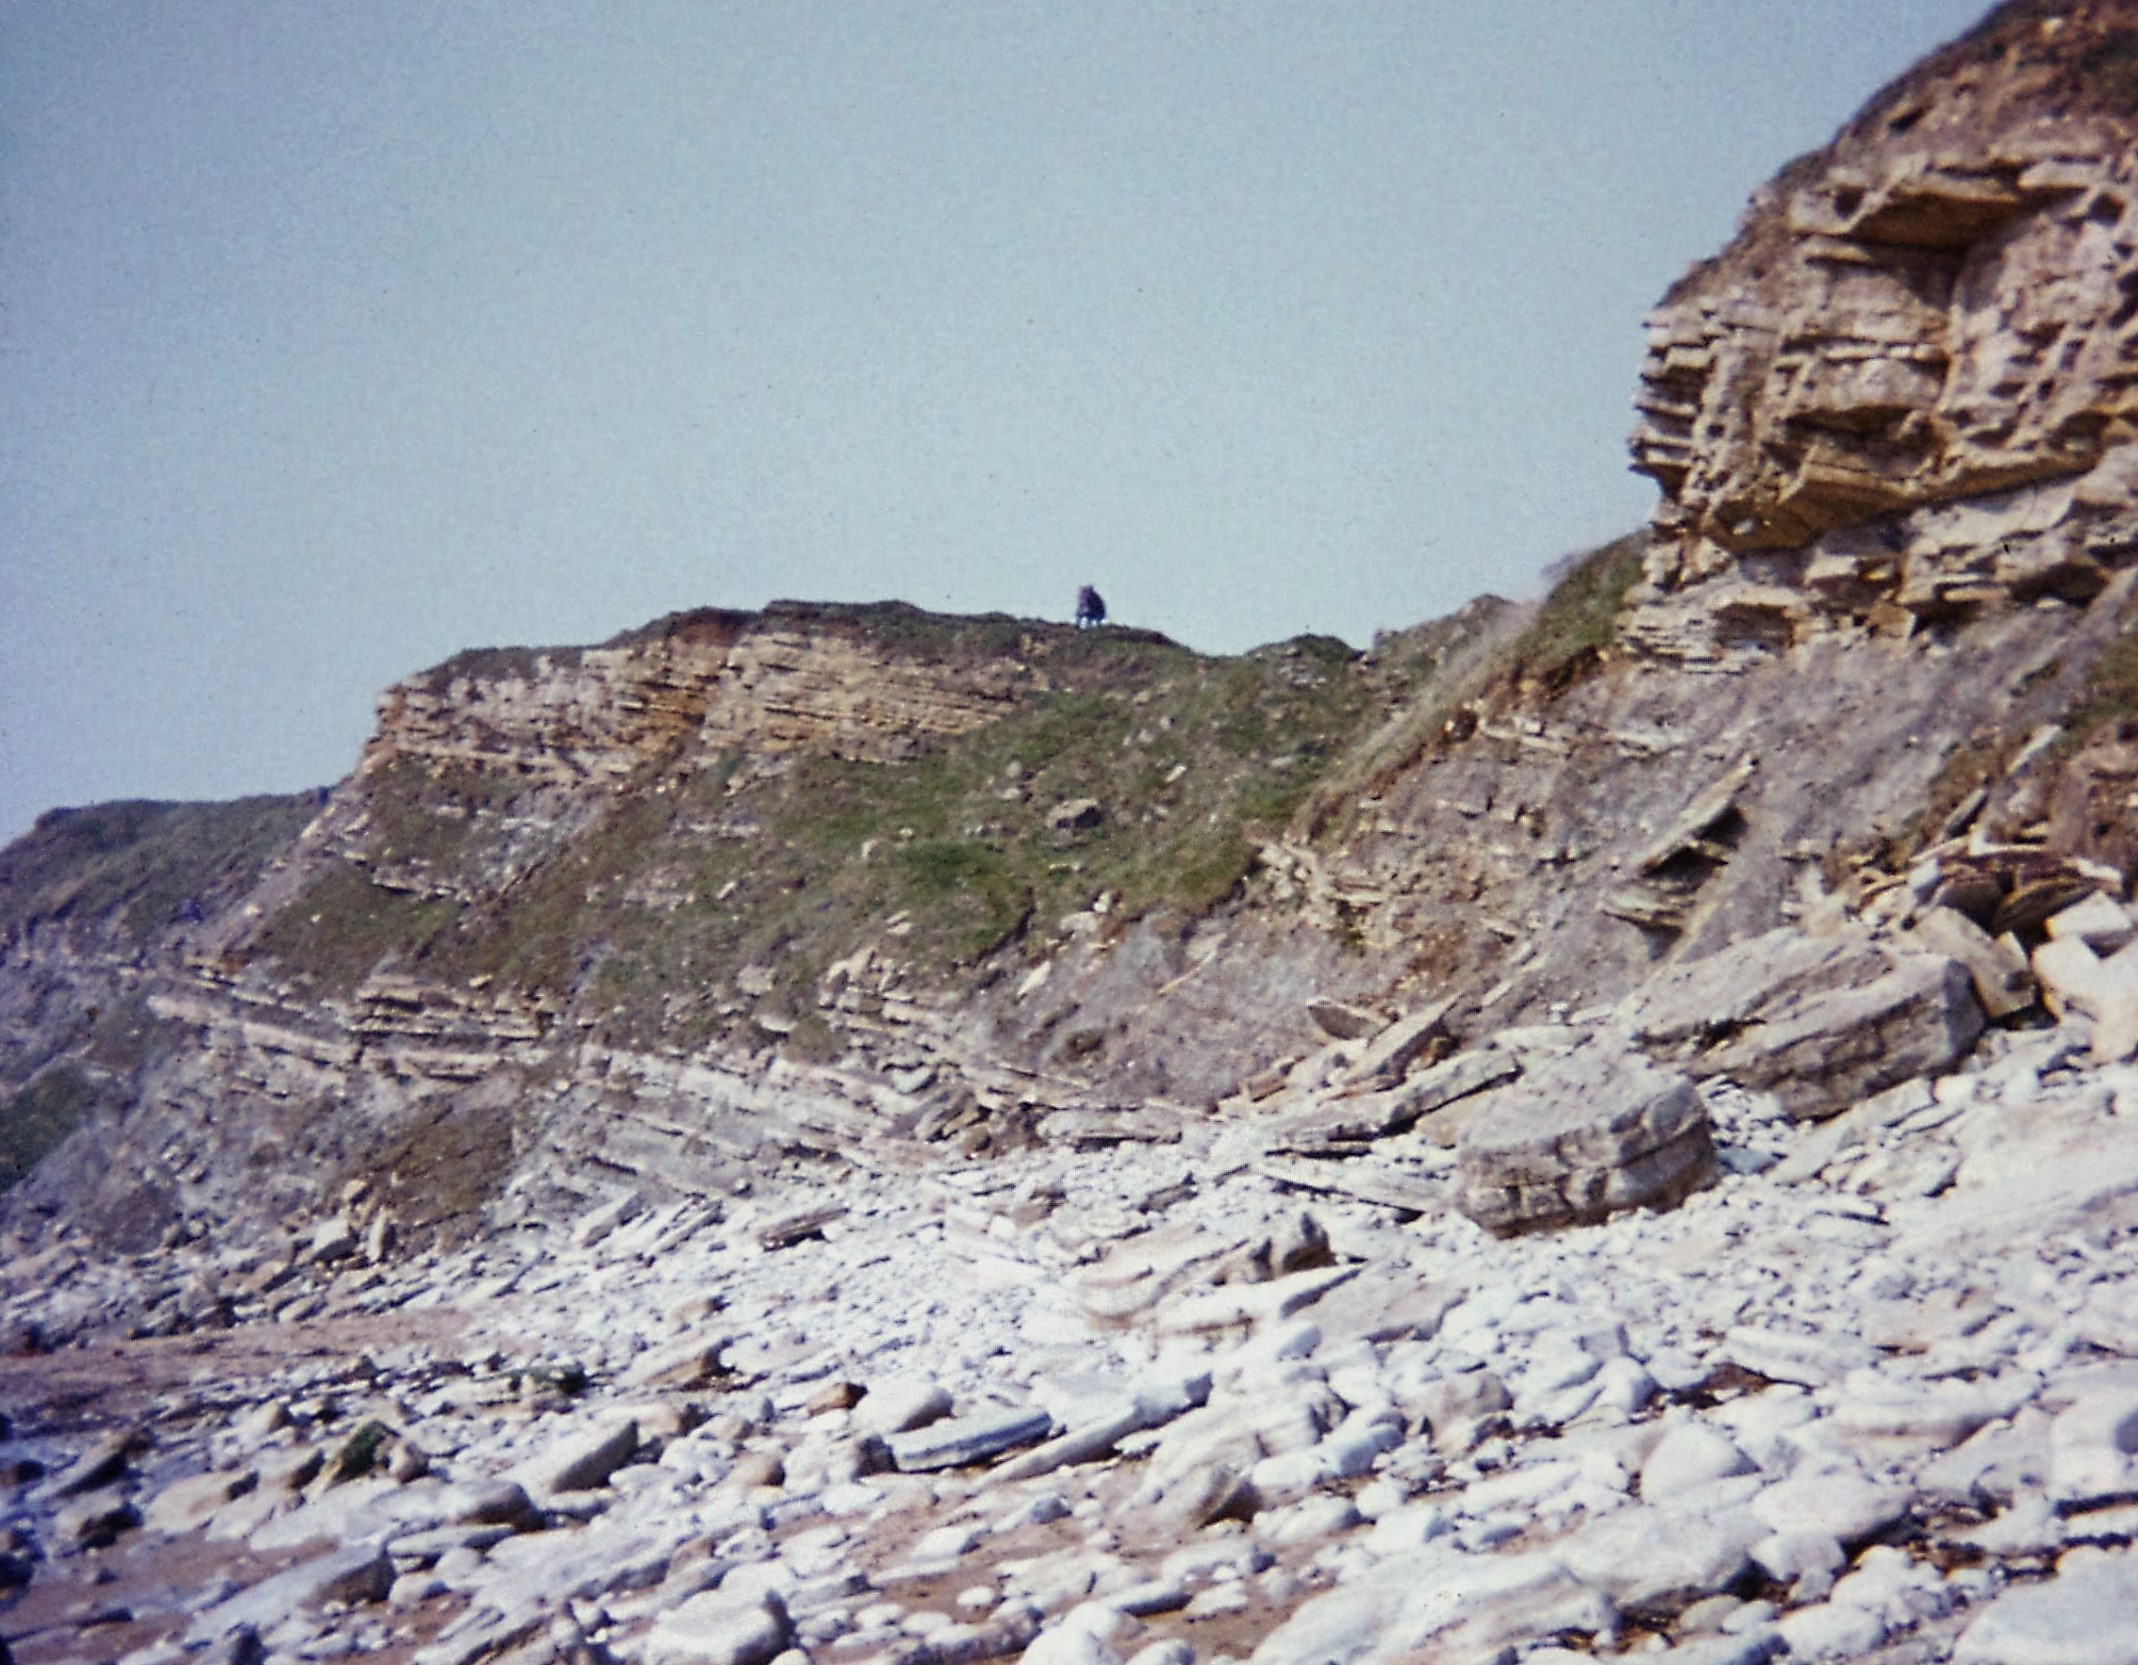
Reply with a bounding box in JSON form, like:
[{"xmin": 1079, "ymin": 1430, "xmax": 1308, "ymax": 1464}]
[
  {"xmin": 1456, "ymin": 1046, "xmax": 1715, "ymax": 1233},
  {"xmin": 187, "ymin": 1543, "xmax": 394, "ymax": 1643},
  {"xmin": 853, "ymin": 1376, "xmax": 953, "ymax": 1437},
  {"xmin": 644, "ymin": 1590, "xmax": 792, "ymax": 1665},
  {"xmin": 41, "ymin": 1426, "xmax": 144, "ymax": 1500},
  {"xmin": 2045, "ymin": 890, "xmax": 2138, "ymax": 955},
  {"xmin": 1305, "ymin": 997, "xmax": 1383, "ymax": 1041},
  {"xmin": 1621, "ymin": 926, "xmax": 1984, "ymax": 1119},
  {"xmin": 624, "ymin": 1334, "xmax": 730, "ymax": 1390},
  {"xmin": 1905, "ymin": 906, "xmax": 2036, "ymax": 1020},
  {"xmin": 1955, "ymin": 1546, "xmax": 2138, "ymax": 1665},
  {"xmin": 886, "ymin": 1405, "xmax": 1052, "ymax": 1472},
  {"xmin": 1340, "ymin": 999, "xmax": 1452, "ymax": 1089},
  {"xmin": 507, "ymin": 1418, "xmax": 638, "ymax": 1498}
]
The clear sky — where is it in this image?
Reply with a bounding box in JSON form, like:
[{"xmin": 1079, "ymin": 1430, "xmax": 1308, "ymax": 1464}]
[{"xmin": 2, "ymin": 1, "xmax": 1995, "ymax": 843}]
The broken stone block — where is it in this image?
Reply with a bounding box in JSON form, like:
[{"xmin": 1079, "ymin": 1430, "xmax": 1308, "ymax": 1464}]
[
  {"xmin": 886, "ymin": 1404, "xmax": 1052, "ymax": 1472},
  {"xmin": 1341, "ymin": 999, "xmax": 1452, "ymax": 1089},
  {"xmin": 2034, "ymin": 935, "xmax": 2105, "ymax": 1020},
  {"xmin": 1906, "ymin": 906, "xmax": 2036, "ymax": 1020},
  {"xmin": 2045, "ymin": 890, "xmax": 2138, "ymax": 956},
  {"xmin": 1704, "ymin": 953, "xmax": 1985, "ymax": 1120},
  {"xmin": 1620, "ymin": 926, "xmax": 1985, "ymax": 1120},
  {"xmin": 2084, "ymin": 943, "xmax": 2138, "ymax": 1064},
  {"xmin": 1456, "ymin": 1046, "xmax": 1715, "ymax": 1234}
]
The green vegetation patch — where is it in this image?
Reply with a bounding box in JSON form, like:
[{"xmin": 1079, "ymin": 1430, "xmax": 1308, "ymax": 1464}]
[
  {"xmin": 0, "ymin": 1068, "xmax": 94, "ymax": 1191},
  {"xmin": 1501, "ymin": 533, "xmax": 1648, "ymax": 692},
  {"xmin": 249, "ymin": 863, "xmax": 461, "ymax": 1000},
  {"xmin": 0, "ymin": 794, "xmax": 317, "ymax": 940}
]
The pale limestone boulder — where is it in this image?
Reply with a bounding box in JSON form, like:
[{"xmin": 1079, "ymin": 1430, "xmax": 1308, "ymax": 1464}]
[
  {"xmin": 643, "ymin": 1590, "xmax": 791, "ymax": 1665},
  {"xmin": 1639, "ymin": 1423, "xmax": 1758, "ymax": 1501},
  {"xmin": 2045, "ymin": 891, "xmax": 2138, "ymax": 955},
  {"xmin": 1906, "ymin": 906, "xmax": 2035, "ymax": 1019},
  {"xmin": 506, "ymin": 1418, "xmax": 638, "ymax": 1498},
  {"xmin": 1456, "ymin": 1046, "xmax": 1714, "ymax": 1234},
  {"xmin": 187, "ymin": 1543, "xmax": 393, "ymax": 1643},
  {"xmin": 1956, "ymin": 1547, "xmax": 2138, "ymax": 1665}
]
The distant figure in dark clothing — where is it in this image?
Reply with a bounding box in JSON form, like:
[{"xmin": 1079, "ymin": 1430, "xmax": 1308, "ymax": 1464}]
[{"xmin": 1075, "ymin": 585, "xmax": 1107, "ymax": 629}]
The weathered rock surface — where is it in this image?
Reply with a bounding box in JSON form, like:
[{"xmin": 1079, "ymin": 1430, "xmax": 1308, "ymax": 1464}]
[
  {"xmin": 1627, "ymin": 3, "xmax": 2138, "ymax": 663},
  {"xmin": 1621, "ymin": 925, "xmax": 1986, "ymax": 1118},
  {"xmin": 1455, "ymin": 1045, "xmax": 1716, "ymax": 1232}
]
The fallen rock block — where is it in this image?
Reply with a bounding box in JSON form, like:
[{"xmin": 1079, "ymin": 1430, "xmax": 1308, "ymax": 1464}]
[
  {"xmin": 887, "ymin": 1405, "xmax": 1052, "ymax": 1472},
  {"xmin": 755, "ymin": 1204, "xmax": 846, "ymax": 1249},
  {"xmin": 507, "ymin": 1418, "xmax": 638, "ymax": 1498},
  {"xmin": 1556, "ymin": 1501, "xmax": 1763, "ymax": 1612},
  {"xmin": 54, "ymin": 1487, "xmax": 139, "ymax": 1549},
  {"xmin": 1035, "ymin": 1107, "xmax": 1184, "ymax": 1147},
  {"xmin": 1456, "ymin": 1047, "xmax": 1715, "ymax": 1234},
  {"xmin": 1340, "ymin": 999, "xmax": 1452, "ymax": 1089},
  {"xmin": 1247, "ymin": 1546, "xmax": 1612, "ymax": 1665},
  {"xmin": 1155, "ymin": 1265, "xmax": 1360, "ymax": 1336},
  {"xmin": 644, "ymin": 1590, "xmax": 792, "ymax": 1665},
  {"xmin": 144, "ymin": 1467, "xmax": 258, "ymax": 1535},
  {"xmin": 853, "ymin": 1376, "xmax": 953, "ymax": 1437},
  {"xmin": 1721, "ymin": 1325, "xmax": 1878, "ymax": 1388},
  {"xmin": 995, "ymin": 1377, "xmax": 1208, "ymax": 1484},
  {"xmin": 624, "ymin": 1335, "xmax": 729, "ymax": 1391},
  {"xmin": 1954, "ymin": 1546, "xmax": 2138, "ymax": 1665},
  {"xmin": 187, "ymin": 1543, "xmax": 393, "ymax": 1643},
  {"xmin": 40, "ymin": 1426, "xmax": 144, "ymax": 1500},
  {"xmin": 2045, "ymin": 890, "xmax": 2138, "ymax": 955},
  {"xmin": 1905, "ymin": 906, "xmax": 2035, "ymax": 1019},
  {"xmin": 1623, "ymin": 926, "xmax": 1984, "ymax": 1119}
]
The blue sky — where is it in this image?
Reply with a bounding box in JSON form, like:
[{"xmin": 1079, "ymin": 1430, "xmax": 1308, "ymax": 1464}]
[{"xmin": 1, "ymin": 2, "xmax": 1993, "ymax": 841}]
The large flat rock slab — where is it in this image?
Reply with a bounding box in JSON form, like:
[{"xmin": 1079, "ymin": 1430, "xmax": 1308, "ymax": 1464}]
[
  {"xmin": 1618, "ymin": 925, "xmax": 1985, "ymax": 1119},
  {"xmin": 1456, "ymin": 1046, "xmax": 1715, "ymax": 1234}
]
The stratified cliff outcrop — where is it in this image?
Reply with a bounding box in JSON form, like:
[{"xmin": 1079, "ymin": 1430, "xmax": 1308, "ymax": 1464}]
[
  {"xmin": 1627, "ymin": 0, "xmax": 2138, "ymax": 662},
  {"xmin": 13, "ymin": 1, "xmax": 2138, "ymax": 1263},
  {"xmin": 367, "ymin": 602, "xmax": 1057, "ymax": 786}
]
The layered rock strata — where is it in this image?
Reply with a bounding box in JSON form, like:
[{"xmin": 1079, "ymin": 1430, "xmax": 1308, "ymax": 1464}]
[
  {"xmin": 1454, "ymin": 1047, "xmax": 1715, "ymax": 1234},
  {"xmin": 366, "ymin": 602, "xmax": 1047, "ymax": 785},
  {"xmin": 1627, "ymin": 0, "xmax": 2138, "ymax": 662}
]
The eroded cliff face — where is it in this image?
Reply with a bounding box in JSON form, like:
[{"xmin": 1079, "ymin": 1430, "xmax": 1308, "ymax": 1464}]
[
  {"xmin": 14, "ymin": 2, "xmax": 2138, "ymax": 1257},
  {"xmin": 366, "ymin": 601, "xmax": 1051, "ymax": 785},
  {"xmin": 1627, "ymin": 0, "xmax": 2138, "ymax": 663}
]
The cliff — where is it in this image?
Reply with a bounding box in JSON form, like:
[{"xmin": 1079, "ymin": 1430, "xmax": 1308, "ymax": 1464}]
[
  {"xmin": 1627, "ymin": 0, "xmax": 2138, "ymax": 662},
  {"xmin": 10, "ymin": 0, "xmax": 2138, "ymax": 1260}
]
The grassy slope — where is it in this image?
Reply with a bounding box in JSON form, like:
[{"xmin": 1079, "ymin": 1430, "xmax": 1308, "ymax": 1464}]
[{"xmin": 0, "ymin": 795, "xmax": 319, "ymax": 941}]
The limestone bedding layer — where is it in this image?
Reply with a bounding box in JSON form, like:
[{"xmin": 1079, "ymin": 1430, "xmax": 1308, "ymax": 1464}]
[
  {"xmin": 1626, "ymin": 0, "xmax": 2138, "ymax": 663},
  {"xmin": 369, "ymin": 604, "xmax": 1045, "ymax": 785}
]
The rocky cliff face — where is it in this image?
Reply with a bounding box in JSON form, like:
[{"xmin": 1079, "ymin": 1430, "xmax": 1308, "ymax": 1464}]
[
  {"xmin": 15, "ymin": 14, "xmax": 2138, "ymax": 1663},
  {"xmin": 10, "ymin": 0, "xmax": 2138, "ymax": 1260},
  {"xmin": 367, "ymin": 601, "xmax": 1059, "ymax": 786},
  {"xmin": 1628, "ymin": 0, "xmax": 2138, "ymax": 664}
]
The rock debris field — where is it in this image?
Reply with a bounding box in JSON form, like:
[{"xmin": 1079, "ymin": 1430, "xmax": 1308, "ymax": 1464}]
[{"xmin": 8, "ymin": 968, "xmax": 2138, "ymax": 1665}]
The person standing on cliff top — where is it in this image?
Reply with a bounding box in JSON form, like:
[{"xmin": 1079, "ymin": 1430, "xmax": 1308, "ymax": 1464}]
[{"xmin": 1075, "ymin": 585, "xmax": 1106, "ymax": 629}]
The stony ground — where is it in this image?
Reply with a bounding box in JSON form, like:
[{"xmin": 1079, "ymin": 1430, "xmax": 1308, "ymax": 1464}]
[{"xmin": 5, "ymin": 1008, "xmax": 2138, "ymax": 1665}]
